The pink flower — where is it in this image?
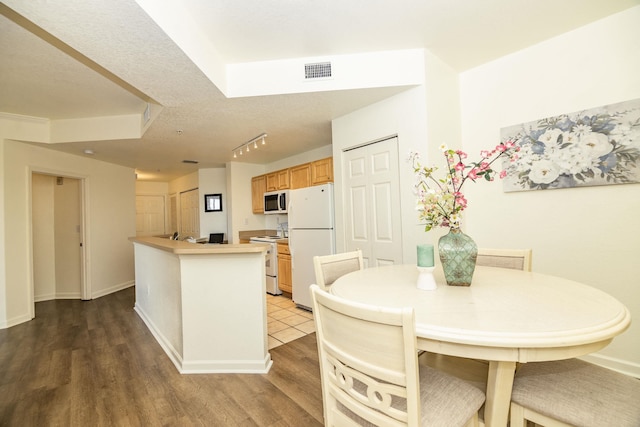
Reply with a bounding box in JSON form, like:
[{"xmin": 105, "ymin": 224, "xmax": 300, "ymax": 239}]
[
  {"xmin": 455, "ymin": 193, "xmax": 467, "ymax": 208},
  {"xmin": 409, "ymin": 141, "xmax": 519, "ymax": 232}
]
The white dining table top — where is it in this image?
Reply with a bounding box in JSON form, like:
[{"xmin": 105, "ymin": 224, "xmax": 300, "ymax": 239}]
[{"xmin": 331, "ymin": 264, "xmax": 631, "ymax": 354}]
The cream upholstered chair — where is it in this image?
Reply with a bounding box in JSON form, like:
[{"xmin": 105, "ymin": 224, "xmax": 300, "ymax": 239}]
[
  {"xmin": 313, "ymin": 249, "xmax": 364, "ymax": 290},
  {"xmin": 510, "ymin": 358, "xmax": 640, "ymax": 427},
  {"xmin": 310, "ymin": 284, "xmax": 485, "ymax": 427},
  {"xmin": 476, "ymin": 248, "xmax": 532, "ymax": 272}
]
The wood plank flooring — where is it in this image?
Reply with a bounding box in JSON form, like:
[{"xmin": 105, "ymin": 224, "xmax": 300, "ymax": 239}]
[{"xmin": 0, "ymin": 288, "xmax": 324, "ymax": 426}]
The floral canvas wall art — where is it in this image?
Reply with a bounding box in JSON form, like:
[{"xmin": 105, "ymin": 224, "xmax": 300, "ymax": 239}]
[{"xmin": 500, "ymin": 98, "xmax": 640, "ymax": 192}]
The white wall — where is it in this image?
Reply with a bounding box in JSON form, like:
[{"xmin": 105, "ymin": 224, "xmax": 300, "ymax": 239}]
[
  {"xmin": 168, "ymin": 171, "xmax": 199, "ymax": 195},
  {"xmin": 198, "ymin": 168, "xmax": 228, "ymax": 240},
  {"xmin": 1, "ymin": 121, "xmax": 136, "ymax": 328},
  {"xmin": 459, "ymin": 6, "xmax": 640, "ymax": 375},
  {"xmin": 267, "ymin": 145, "xmax": 333, "ymax": 171},
  {"xmin": 136, "ymin": 181, "xmax": 169, "ymax": 194},
  {"xmin": 226, "ymin": 161, "xmax": 267, "ymax": 243}
]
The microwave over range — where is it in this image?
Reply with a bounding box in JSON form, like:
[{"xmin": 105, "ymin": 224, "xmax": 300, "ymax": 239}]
[{"xmin": 264, "ymin": 190, "xmax": 288, "ymax": 214}]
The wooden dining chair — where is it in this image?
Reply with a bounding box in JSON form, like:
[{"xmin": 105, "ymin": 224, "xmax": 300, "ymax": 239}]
[
  {"xmin": 510, "ymin": 358, "xmax": 640, "ymax": 427},
  {"xmin": 310, "ymin": 284, "xmax": 485, "ymax": 427},
  {"xmin": 313, "ymin": 249, "xmax": 364, "ymax": 290},
  {"xmin": 476, "ymin": 248, "xmax": 532, "ymax": 272}
]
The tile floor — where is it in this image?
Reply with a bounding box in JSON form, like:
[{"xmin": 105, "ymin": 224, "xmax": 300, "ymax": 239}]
[{"xmin": 266, "ymin": 293, "xmax": 315, "ymax": 349}]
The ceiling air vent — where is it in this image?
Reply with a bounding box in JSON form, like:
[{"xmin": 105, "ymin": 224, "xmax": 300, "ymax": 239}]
[{"xmin": 305, "ymin": 62, "xmax": 332, "ymax": 79}]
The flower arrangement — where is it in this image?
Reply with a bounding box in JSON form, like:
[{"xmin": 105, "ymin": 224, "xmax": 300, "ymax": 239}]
[
  {"xmin": 410, "ymin": 142, "xmax": 520, "ymax": 231},
  {"xmin": 501, "ymin": 100, "xmax": 640, "ymax": 191}
]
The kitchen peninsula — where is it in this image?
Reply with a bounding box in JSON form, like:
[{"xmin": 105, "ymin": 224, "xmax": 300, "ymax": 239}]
[{"xmin": 129, "ymin": 236, "xmax": 271, "ymax": 374}]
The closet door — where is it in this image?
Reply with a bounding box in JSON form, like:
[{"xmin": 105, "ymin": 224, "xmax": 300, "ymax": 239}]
[
  {"xmin": 342, "ymin": 137, "xmax": 402, "ymax": 266},
  {"xmin": 135, "ymin": 195, "xmax": 166, "ymax": 236},
  {"xmin": 180, "ymin": 189, "xmax": 200, "ymax": 238}
]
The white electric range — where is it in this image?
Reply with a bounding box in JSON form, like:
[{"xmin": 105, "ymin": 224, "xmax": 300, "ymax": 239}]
[{"xmin": 250, "ymin": 235, "xmax": 282, "ymax": 295}]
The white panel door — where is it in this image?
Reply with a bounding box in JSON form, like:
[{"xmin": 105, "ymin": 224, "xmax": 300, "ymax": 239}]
[
  {"xmin": 180, "ymin": 189, "xmax": 200, "ymax": 238},
  {"xmin": 135, "ymin": 195, "xmax": 166, "ymax": 236},
  {"xmin": 343, "ymin": 137, "xmax": 402, "ymax": 266}
]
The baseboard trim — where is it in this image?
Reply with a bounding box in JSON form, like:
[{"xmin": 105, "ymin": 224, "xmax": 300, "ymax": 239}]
[
  {"xmin": 0, "ymin": 312, "xmax": 33, "ymax": 329},
  {"xmin": 580, "ymin": 353, "xmax": 640, "ymax": 379},
  {"xmin": 134, "ymin": 303, "xmax": 272, "ymax": 374},
  {"xmin": 91, "ymin": 280, "xmax": 134, "ymax": 299},
  {"xmin": 180, "ymin": 355, "xmax": 273, "ymax": 374},
  {"xmin": 134, "ymin": 303, "xmax": 184, "ymax": 372}
]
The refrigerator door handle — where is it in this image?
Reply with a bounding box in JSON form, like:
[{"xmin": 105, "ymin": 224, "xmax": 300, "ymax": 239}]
[{"xmin": 288, "ymin": 234, "xmax": 295, "ymax": 269}]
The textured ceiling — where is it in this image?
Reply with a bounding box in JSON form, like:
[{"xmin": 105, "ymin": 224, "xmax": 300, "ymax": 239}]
[{"xmin": 1, "ymin": 0, "xmax": 638, "ymax": 181}]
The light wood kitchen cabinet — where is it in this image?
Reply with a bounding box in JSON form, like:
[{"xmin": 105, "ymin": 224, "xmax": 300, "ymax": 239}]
[
  {"xmin": 277, "ymin": 242, "xmax": 292, "ymax": 294},
  {"xmin": 290, "ymin": 163, "xmax": 311, "ymax": 189},
  {"xmin": 251, "ymin": 175, "xmax": 266, "ymax": 213},
  {"xmin": 251, "ymin": 157, "xmax": 333, "ymax": 206},
  {"xmin": 266, "ymin": 169, "xmax": 290, "ymax": 191},
  {"xmin": 311, "ymin": 157, "xmax": 333, "ymax": 185}
]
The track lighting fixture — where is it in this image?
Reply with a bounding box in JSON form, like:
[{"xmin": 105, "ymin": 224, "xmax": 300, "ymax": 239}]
[{"xmin": 231, "ymin": 133, "xmax": 267, "ymax": 158}]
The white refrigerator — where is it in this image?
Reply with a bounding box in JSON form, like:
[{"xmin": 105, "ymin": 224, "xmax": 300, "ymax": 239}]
[{"xmin": 288, "ymin": 183, "xmax": 335, "ymax": 310}]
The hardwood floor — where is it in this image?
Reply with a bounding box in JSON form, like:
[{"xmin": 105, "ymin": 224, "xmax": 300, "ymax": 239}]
[{"xmin": 0, "ymin": 288, "xmax": 324, "ymax": 426}]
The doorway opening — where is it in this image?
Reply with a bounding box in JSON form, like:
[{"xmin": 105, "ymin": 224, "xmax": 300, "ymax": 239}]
[{"xmin": 31, "ymin": 172, "xmax": 88, "ymax": 310}]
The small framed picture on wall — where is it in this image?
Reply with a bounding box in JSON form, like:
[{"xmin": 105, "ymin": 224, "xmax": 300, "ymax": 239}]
[{"xmin": 204, "ymin": 194, "xmax": 222, "ymax": 212}]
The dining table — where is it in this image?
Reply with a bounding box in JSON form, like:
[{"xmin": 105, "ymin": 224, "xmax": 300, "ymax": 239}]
[{"xmin": 330, "ymin": 264, "xmax": 631, "ymax": 427}]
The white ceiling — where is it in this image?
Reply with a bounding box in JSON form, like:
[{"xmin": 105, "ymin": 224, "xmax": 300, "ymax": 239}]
[{"xmin": 1, "ymin": 0, "xmax": 638, "ymax": 181}]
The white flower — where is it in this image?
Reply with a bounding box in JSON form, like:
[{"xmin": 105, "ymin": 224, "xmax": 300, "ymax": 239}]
[
  {"xmin": 572, "ymin": 124, "xmax": 592, "ymax": 137},
  {"xmin": 579, "ymin": 132, "xmax": 612, "ymax": 159},
  {"xmin": 556, "ymin": 145, "xmax": 590, "ymax": 176},
  {"xmin": 528, "ymin": 160, "xmax": 560, "ymax": 184},
  {"xmin": 538, "ymin": 128, "xmax": 563, "ymax": 146},
  {"xmin": 563, "ymin": 131, "xmax": 579, "ymax": 144}
]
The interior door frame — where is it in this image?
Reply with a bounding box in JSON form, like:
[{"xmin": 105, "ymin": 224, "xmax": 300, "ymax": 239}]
[{"xmin": 28, "ymin": 167, "xmax": 90, "ymax": 317}]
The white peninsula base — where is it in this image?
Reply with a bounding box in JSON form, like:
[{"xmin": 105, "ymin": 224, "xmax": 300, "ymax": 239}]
[{"xmin": 131, "ymin": 237, "xmax": 272, "ymax": 374}]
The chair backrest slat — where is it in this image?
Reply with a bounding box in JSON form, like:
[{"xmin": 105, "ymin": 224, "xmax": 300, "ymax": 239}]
[{"xmin": 476, "ymin": 248, "xmax": 532, "ymax": 272}]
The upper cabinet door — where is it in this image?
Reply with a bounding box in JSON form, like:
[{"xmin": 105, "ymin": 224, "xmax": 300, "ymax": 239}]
[
  {"xmin": 251, "ymin": 175, "xmax": 266, "ymax": 213},
  {"xmin": 290, "ymin": 163, "xmax": 311, "ymax": 189},
  {"xmin": 311, "ymin": 157, "xmax": 333, "ymax": 185}
]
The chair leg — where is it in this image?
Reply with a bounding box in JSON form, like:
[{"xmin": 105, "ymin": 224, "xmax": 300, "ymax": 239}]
[{"xmin": 510, "ymin": 402, "xmax": 526, "ymax": 427}]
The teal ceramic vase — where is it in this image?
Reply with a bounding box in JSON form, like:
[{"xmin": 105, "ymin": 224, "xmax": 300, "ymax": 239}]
[{"xmin": 438, "ymin": 228, "xmax": 478, "ymax": 286}]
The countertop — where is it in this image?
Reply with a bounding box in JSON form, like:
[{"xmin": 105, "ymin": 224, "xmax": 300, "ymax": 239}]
[{"xmin": 129, "ymin": 236, "xmax": 269, "ymax": 255}]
